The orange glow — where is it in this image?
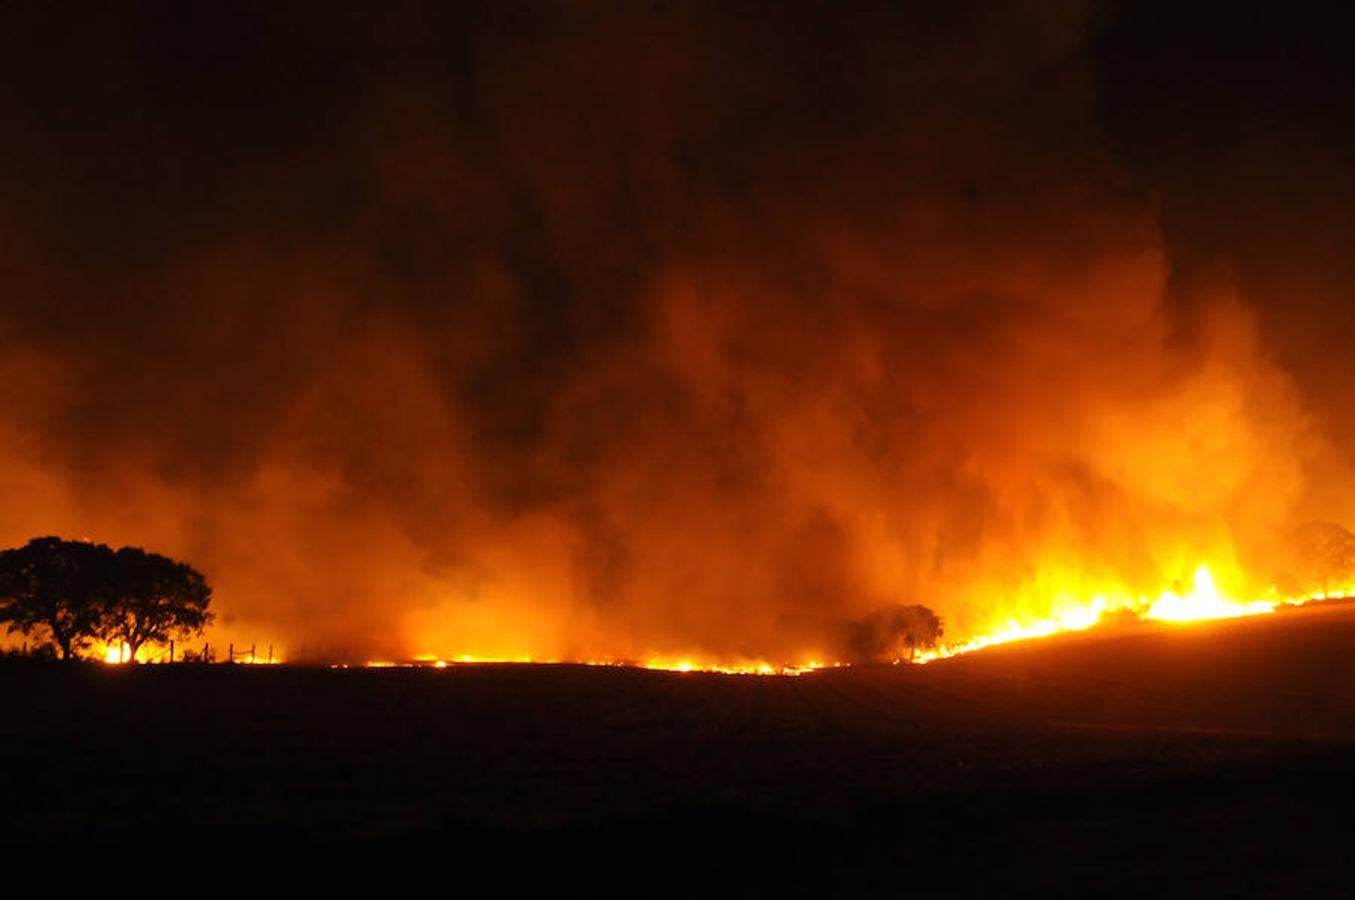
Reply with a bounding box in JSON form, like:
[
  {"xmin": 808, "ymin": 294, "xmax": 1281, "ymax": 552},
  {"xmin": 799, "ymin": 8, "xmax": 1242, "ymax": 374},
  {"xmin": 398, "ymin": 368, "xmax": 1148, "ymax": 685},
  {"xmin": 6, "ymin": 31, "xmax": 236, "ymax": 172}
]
[
  {"xmin": 327, "ymin": 564, "xmax": 1353, "ymax": 674},
  {"xmin": 340, "ymin": 654, "xmax": 840, "ymax": 676},
  {"xmin": 5, "ymin": 4, "xmax": 1355, "ymax": 698},
  {"xmin": 6, "ymin": 214, "xmax": 1352, "ymax": 677},
  {"xmin": 640, "ymin": 658, "xmax": 793, "ymax": 676},
  {"xmin": 918, "ymin": 564, "xmax": 1350, "ymax": 663},
  {"xmin": 89, "ymin": 642, "xmax": 282, "ymax": 664},
  {"xmin": 1145, "ymin": 565, "xmax": 1273, "ymax": 621},
  {"xmin": 74, "ymin": 564, "xmax": 1350, "ymax": 674}
]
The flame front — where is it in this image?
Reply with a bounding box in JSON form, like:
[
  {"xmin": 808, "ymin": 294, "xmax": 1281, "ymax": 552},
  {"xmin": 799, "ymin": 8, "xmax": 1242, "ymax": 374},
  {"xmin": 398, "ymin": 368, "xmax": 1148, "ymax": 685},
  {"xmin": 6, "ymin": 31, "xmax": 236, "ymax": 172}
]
[
  {"xmin": 82, "ymin": 561, "xmax": 1352, "ymax": 672},
  {"xmin": 918, "ymin": 563, "xmax": 1351, "ymax": 663},
  {"xmin": 1145, "ymin": 565, "xmax": 1273, "ymax": 622},
  {"xmin": 362, "ymin": 564, "xmax": 1348, "ymax": 673}
]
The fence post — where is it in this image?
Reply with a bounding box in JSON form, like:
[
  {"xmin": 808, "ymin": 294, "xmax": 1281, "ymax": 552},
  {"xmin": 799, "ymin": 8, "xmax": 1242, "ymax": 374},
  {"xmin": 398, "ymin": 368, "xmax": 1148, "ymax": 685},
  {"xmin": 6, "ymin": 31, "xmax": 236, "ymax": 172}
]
[{"xmin": 168, "ymin": 640, "xmax": 174, "ymax": 664}]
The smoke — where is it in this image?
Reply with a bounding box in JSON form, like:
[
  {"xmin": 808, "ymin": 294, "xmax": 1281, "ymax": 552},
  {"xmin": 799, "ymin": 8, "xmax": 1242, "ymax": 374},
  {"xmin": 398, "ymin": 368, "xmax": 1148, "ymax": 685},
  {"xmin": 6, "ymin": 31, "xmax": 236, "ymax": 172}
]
[{"xmin": 0, "ymin": 2, "xmax": 1348, "ymax": 660}]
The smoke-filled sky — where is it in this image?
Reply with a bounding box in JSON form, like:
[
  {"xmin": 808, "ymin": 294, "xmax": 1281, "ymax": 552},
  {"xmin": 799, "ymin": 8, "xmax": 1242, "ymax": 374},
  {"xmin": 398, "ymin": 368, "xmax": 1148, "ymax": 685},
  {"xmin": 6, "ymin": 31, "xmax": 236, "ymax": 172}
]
[{"xmin": 2, "ymin": 2, "xmax": 1353, "ymax": 661}]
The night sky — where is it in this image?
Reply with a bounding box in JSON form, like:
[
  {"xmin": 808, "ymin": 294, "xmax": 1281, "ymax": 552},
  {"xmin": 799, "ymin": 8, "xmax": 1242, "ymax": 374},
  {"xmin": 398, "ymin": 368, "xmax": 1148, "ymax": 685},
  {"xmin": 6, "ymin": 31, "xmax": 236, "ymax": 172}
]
[{"xmin": 2, "ymin": 2, "xmax": 1352, "ymax": 661}]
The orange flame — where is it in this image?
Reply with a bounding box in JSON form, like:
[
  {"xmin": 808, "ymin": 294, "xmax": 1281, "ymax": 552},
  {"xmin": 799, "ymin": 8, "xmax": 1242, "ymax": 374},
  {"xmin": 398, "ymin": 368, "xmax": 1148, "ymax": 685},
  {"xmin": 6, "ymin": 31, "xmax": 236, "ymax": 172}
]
[
  {"xmin": 918, "ymin": 564, "xmax": 1349, "ymax": 663},
  {"xmin": 365, "ymin": 564, "xmax": 1349, "ymax": 674}
]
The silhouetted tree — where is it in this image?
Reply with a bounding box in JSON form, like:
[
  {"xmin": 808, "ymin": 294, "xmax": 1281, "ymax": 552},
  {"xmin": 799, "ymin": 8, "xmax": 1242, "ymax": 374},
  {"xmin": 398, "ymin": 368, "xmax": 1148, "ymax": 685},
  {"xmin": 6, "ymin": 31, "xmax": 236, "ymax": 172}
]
[
  {"xmin": 1286, "ymin": 522, "xmax": 1355, "ymax": 597},
  {"xmin": 99, "ymin": 547, "xmax": 213, "ymax": 661},
  {"xmin": 0, "ymin": 537, "xmax": 114, "ymax": 659},
  {"xmin": 847, "ymin": 603, "xmax": 944, "ymax": 663}
]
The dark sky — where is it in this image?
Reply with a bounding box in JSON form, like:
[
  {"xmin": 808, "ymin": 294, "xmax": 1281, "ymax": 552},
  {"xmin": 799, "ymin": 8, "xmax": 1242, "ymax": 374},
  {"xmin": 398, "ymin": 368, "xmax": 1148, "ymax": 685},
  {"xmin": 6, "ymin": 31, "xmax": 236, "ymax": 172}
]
[
  {"xmin": 1097, "ymin": 3, "xmax": 1355, "ymax": 442},
  {"xmin": 1, "ymin": 2, "xmax": 1352, "ymax": 660}
]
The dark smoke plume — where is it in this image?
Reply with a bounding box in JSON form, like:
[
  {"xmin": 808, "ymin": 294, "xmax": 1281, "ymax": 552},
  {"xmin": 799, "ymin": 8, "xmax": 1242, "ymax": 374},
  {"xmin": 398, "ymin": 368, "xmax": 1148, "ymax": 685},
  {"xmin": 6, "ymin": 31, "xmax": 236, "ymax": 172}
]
[{"xmin": 0, "ymin": 3, "xmax": 1350, "ymax": 661}]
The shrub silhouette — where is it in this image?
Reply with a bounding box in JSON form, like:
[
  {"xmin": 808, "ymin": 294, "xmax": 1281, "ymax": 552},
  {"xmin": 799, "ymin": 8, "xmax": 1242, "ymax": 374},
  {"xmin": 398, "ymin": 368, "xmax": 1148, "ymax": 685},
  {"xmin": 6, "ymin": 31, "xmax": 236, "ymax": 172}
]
[{"xmin": 846, "ymin": 604, "xmax": 944, "ymax": 663}]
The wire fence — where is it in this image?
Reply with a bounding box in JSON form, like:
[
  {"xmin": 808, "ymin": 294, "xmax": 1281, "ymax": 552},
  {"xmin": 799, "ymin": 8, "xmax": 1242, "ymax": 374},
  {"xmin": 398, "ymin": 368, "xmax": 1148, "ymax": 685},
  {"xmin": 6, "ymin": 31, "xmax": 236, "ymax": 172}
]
[{"xmin": 2, "ymin": 639, "xmax": 280, "ymax": 664}]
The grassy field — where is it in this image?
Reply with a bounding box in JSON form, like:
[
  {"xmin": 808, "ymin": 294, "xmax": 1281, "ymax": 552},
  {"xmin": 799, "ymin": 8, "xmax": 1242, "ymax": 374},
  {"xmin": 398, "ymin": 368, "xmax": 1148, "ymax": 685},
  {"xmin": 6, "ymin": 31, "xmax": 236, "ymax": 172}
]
[{"xmin": 4, "ymin": 603, "xmax": 1355, "ymax": 894}]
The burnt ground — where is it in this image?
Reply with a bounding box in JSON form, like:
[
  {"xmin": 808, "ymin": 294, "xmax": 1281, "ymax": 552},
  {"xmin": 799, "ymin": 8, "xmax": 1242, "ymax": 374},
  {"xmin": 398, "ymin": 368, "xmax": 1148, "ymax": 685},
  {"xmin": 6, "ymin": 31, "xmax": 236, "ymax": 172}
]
[{"xmin": 4, "ymin": 603, "xmax": 1355, "ymax": 895}]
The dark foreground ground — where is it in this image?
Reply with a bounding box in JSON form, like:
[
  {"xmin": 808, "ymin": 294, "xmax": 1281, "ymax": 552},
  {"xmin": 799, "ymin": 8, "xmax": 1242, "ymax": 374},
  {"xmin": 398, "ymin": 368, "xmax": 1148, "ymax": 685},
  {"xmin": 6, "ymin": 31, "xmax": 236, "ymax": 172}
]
[{"xmin": 5, "ymin": 603, "xmax": 1355, "ymax": 895}]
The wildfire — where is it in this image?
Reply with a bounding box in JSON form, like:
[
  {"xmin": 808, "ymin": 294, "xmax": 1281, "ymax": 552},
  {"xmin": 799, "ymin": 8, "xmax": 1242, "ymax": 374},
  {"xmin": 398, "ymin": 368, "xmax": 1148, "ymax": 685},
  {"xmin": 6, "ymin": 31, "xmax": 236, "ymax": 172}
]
[
  {"xmin": 918, "ymin": 564, "xmax": 1351, "ymax": 663},
  {"xmin": 1144, "ymin": 565, "xmax": 1273, "ymax": 621},
  {"xmin": 341, "ymin": 563, "xmax": 1352, "ymax": 674},
  {"xmin": 349, "ymin": 654, "xmax": 836, "ymax": 675},
  {"xmin": 84, "ymin": 566, "xmax": 1349, "ymax": 674},
  {"xmin": 94, "ymin": 642, "xmax": 282, "ymax": 664},
  {"xmin": 637, "ymin": 658, "xmax": 836, "ymax": 676}
]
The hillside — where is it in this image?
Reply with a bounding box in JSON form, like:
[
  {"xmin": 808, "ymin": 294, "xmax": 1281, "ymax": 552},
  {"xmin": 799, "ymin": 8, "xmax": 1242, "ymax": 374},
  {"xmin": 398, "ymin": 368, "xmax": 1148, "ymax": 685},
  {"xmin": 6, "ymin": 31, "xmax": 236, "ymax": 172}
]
[{"xmin": 3, "ymin": 603, "xmax": 1354, "ymax": 893}]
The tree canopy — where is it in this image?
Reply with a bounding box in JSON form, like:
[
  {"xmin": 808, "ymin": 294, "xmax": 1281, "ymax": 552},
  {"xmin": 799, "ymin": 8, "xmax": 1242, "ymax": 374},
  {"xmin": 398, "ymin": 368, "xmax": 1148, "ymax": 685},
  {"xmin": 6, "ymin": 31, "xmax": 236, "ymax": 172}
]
[
  {"xmin": 101, "ymin": 547, "xmax": 213, "ymax": 661},
  {"xmin": 0, "ymin": 536, "xmax": 213, "ymax": 661},
  {"xmin": 1289, "ymin": 523, "xmax": 1355, "ymax": 597},
  {"xmin": 0, "ymin": 537, "xmax": 112, "ymax": 659},
  {"xmin": 846, "ymin": 603, "xmax": 944, "ymax": 663}
]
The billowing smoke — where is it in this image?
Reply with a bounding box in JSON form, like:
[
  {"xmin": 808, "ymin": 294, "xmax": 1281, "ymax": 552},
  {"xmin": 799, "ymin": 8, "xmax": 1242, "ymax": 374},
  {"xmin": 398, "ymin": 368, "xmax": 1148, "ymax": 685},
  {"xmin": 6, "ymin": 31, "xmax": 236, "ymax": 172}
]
[{"xmin": 0, "ymin": 3, "xmax": 1350, "ymax": 662}]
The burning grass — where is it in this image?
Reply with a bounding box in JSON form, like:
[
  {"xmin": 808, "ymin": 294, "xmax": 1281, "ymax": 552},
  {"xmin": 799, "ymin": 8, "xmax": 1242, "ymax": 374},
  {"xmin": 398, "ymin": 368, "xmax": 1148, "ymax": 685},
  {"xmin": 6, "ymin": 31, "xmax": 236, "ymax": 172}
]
[{"xmin": 333, "ymin": 564, "xmax": 1354, "ymax": 674}]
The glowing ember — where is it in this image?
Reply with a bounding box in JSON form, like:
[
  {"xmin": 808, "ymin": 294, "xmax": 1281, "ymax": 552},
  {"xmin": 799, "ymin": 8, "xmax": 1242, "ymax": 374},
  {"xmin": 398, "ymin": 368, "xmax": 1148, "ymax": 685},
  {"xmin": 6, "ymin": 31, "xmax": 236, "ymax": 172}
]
[
  {"xmin": 340, "ymin": 655, "xmax": 840, "ymax": 676},
  {"xmin": 642, "ymin": 658, "xmax": 783, "ymax": 676}
]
